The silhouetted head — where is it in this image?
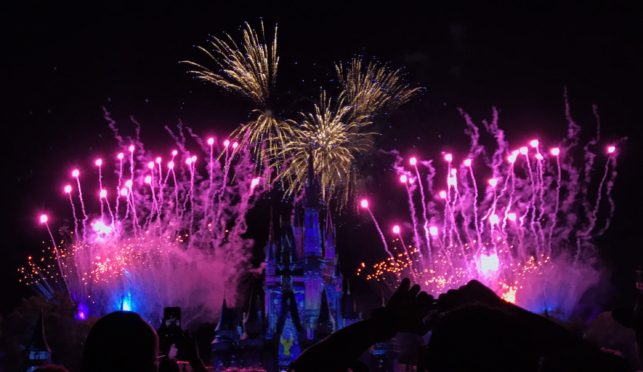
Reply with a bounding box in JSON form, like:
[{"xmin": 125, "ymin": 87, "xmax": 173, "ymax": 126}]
[{"xmin": 82, "ymin": 311, "xmax": 159, "ymax": 372}]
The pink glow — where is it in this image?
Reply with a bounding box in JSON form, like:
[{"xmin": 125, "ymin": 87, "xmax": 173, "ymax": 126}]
[
  {"xmin": 144, "ymin": 176, "xmax": 152, "ymax": 184},
  {"xmin": 444, "ymin": 153, "xmax": 453, "ymax": 162},
  {"xmin": 39, "ymin": 214, "xmax": 48, "ymax": 224},
  {"xmin": 223, "ymin": 140, "xmax": 230, "ymax": 147},
  {"xmin": 147, "ymin": 161, "xmax": 155, "ymax": 169},
  {"xmin": 392, "ymin": 225, "xmax": 401, "ymax": 234},
  {"xmin": 64, "ymin": 185, "xmax": 72, "ymax": 194},
  {"xmin": 463, "ymin": 158, "xmax": 472, "ymax": 167},
  {"xmin": 155, "ymin": 157, "xmax": 162, "ymax": 164},
  {"xmin": 185, "ymin": 158, "xmax": 193, "ymax": 166},
  {"xmin": 399, "ymin": 174, "xmax": 408, "ymax": 184},
  {"xmin": 429, "ymin": 225, "xmax": 439, "ymax": 236},
  {"xmin": 409, "ymin": 157, "xmax": 417, "ymax": 166},
  {"xmin": 519, "ymin": 146, "xmax": 528, "ymax": 155},
  {"xmin": 550, "ymin": 147, "xmax": 560, "ymax": 156},
  {"xmin": 507, "ymin": 212, "xmax": 517, "ymax": 222},
  {"xmin": 507, "ymin": 154, "xmax": 517, "ymax": 163},
  {"xmin": 72, "ymin": 169, "xmax": 80, "ymax": 178},
  {"xmin": 488, "ymin": 178, "xmax": 498, "ymax": 188},
  {"xmin": 120, "ymin": 188, "xmax": 129, "ymax": 197},
  {"xmin": 489, "ymin": 213, "xmax": 500, "ymax": 225},
  {"xmin": 191, "ymin": 155, "xmax": 197, "ymax": 162},
  {"xmin": 479, "ymin": 253, "xmax": 500, "ymax": 275},
  {"xmin": 92, "ymin": 220, "xmax": 112, "ymax": 235},
  {"xmin": 125, "ymin": 180, "xmax": 133, "ymax": 188},
  {"xmin": 359, "ymin": 199, "xmax": 369, "ymax": 209},
  {"xmin": 207, "ymin": 137, "xmax": 215, "ymax": 146},
  {"xmin": 95, "ymin": 158, "xmax": 103, "ymax": 167},
  {"xmin": 117, "ymin": 152, "xmax": 125, "ymax": 160},
  {"xmin": 99, "ymin": 189, "xmax": 107, "ymax": 198},
  {"xmin": 447, "ymin": 176, "xmax": 457, "ymax": 186},
  {"xmin": 250, "ymin": 177, "xmax": 260, "ymax": 189},
  {"xmin": 232, "ymin": 142, "xmax": 239, "ymax": 149},
  {"xmin": 607, "ymin": 145, "xmax": 616, "ymax": 154},
  {"xmin": 171, "ymin": 150, "xmax": 178, "ymax": 157},
  {"xmin": 128, "ymin": 145, "xmax": 135, "ymax": 153},
  {"xmin": 535, "ymin": 153, "xmax": 544, "ymax": 161},
  {"xmin": 438, "ymin": 190, "xmax": 447, "ymax": 199},
  {"xmin": 529, "ymin": 139, "xmax": 539, "ymax": 148},
  {"xmin": 167, "ymin": 161, "xmax": 175, "ymax": 170}
]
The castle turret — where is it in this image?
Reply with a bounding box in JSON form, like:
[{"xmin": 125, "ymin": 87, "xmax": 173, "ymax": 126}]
[
  {"xmin": 212, "ymin": 298, "xmax": 239, "ymax": 368},
  {"xmin": 240, "ymin": 283, "xmax": 265, "ymax": 368},
  {"xmin": 314, "ymin": 289, "xmax": 336, "ymax": 339},
  {"xmin": 323, "ymin": 212, "xmax": 336, "ymax": 261},
  {"xmin": 303, "ymin": 152, "xmax": 322, "ymax": 258},
  {"xmin": 26, "ymin": 312, "xmax": 51, "ymax": 372}
]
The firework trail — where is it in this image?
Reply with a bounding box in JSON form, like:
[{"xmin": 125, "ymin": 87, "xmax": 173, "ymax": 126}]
[
  {"xmin": 358, "ymin": 106, "xmax": 621, "ymax": 318},
  {"xmin": 23, "ymin": 125, "xmax": 268, "ymax": 324}
]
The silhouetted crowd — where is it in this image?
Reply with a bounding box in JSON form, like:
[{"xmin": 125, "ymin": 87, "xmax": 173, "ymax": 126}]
[{"xmin": 32, "ymin": 278, "xmax": 641, "ymax": 371}]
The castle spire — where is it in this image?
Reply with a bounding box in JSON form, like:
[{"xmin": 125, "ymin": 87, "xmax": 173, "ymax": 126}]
[
  {"xmin": 26, "ymin": 311, "xmax": 51, "ymax": 371},
  {"xmin": 243, "ymin": 283, "xmax": 264, "ymax": 339},
  {"xmin": 315, "ymin": 289, "xmax": 336, "ymax": 339},
  {"xmin": 304, "ymin": 149, "xmax": 320, "ymax": 208}
]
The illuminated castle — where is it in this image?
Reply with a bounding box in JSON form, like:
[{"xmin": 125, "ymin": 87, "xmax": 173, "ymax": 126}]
[{"xmin": 212, "ymin": 158, "xmax": 359, "ymax": 370}]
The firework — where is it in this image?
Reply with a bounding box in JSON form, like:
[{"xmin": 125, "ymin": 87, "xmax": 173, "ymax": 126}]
[
  {"xmin": 183, "ymin": 22, "xmax": 290, "ymax": 162},
  {"xmin": 336, "ymin": 57, "xmax": 421, "ymax": 122},
  {"xmin": 23, "ymin": 127, "xmax": 268, "ymax": 323},
  {"xmin": 185, "ymin": 25, "xmax": 420, "ymax": 206},
  {"xmin": 278, "ymin": 91, "xmax": 374, "ymax": 205},
  {"xmin": 357, "ymin": 106, "xmax": 620, "ymax": 318}
]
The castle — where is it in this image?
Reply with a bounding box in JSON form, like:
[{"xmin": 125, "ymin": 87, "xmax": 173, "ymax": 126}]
[{"xmin": 211, "ymin": 160, "xmax": 360, "ymax": 370}]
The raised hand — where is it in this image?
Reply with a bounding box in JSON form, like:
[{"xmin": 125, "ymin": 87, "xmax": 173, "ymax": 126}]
[
  {"xmin": 436, "ymin": 280, "xmax": 504, "ymax": 312},
  {"xmin": 382, "ymin": 278, "xmax": 435, "ymax": 335}
]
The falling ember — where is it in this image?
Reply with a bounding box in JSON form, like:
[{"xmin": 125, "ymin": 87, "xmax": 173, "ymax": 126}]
[
  {"xmin": 359, "ymin": 198, "xmax": 369, "ymax": 209},
  {"xmin": 409, "ymin": 157, "xmax": 417, "ymax": 166},
  {"xmin": 358, "ymin": 108, "xmax": 620, "ymax": 317},
  {"xmin": 23, "ymin": 127, "xmax": 267, "ymax": 323}
]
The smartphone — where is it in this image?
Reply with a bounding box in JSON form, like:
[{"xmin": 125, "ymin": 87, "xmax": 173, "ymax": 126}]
[{"xmin": 163, "ymin": 307, "xmax": 182, "ymax": 329}]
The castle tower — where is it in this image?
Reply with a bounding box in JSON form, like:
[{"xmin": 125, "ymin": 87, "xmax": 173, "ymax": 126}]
[
  {"xmin": 263, "ymin": 150, "xmax": 347, "ymax": 365},
  {"xmin": 240, "ymin": 283, "xmax": 265, "ymax": 367},
  {"xmin": 212, "ymin": 298, "xmax": 240, "ymax": 369},
  {"xmin": 26, "ymin": 312, "xmax": 51, "ymax": 372},
  {"xmin": 302, "ymin": 152, "xmax": 326, "ymax": 340},
  {"xmin": 314, "ymin": 289, "xmax": 336, "ymax": 339}
]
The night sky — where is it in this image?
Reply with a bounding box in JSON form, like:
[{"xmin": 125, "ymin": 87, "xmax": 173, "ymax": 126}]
[{"xmin": 2, "ymin": 1, "xmax": 642, "ymax": 314}]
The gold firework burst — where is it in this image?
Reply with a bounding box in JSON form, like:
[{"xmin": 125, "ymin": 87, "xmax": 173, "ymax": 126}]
[
  {"xmin": 336, "ymin": 57, "xmax": 421, "ymax": 121},
  {"xmin": 183, "ymin": 22, "xmax": 289, "ymax": 161},
  {"xmin": 278, "ymin": 91, "xmax": 374, "ymax": 205}
]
